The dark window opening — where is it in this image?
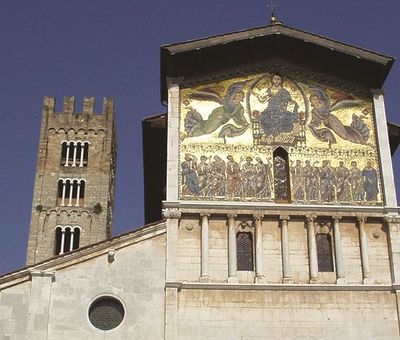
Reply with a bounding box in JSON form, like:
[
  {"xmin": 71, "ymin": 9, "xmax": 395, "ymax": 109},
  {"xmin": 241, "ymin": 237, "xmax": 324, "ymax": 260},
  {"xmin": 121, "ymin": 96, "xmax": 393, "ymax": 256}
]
[
  {"xmin": 316, "ymin": 233, "xmax": 334, "ymax": 272},
  {"xmin": 237, "ymin": 232, "xmax": 254, "ymax": 271},
  {"xmin": 273, "ymin": 148, "xmax": 290, "ymax": 202}
]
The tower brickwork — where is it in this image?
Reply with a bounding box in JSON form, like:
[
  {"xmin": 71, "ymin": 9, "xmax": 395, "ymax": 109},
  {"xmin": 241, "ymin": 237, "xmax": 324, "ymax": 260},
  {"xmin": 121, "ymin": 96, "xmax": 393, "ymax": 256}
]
[{"xmin": 26, "ymin": 96, "xmax": 116, "ymax": 265}]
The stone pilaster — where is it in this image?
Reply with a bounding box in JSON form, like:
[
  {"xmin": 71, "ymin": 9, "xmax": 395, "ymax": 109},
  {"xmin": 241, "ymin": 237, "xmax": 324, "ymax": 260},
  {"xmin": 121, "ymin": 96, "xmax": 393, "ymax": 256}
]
[
  {"xmin": 166, "ymin": 81, "xmax": 180, "ymax": 202},
  {"xmin": 385, "ymin": 214, "xmax": 400, "ymax": 285},
  {"xmin": 163, "ymin": 208, "xmax": 182, "ymax": 282},
  {"xmin": 372, "ymin": 89, "xmax": 397, "ymax": 207},
  {"xmin": 27, "ymin": 271, "xmax": 55, "ymax": 340}
]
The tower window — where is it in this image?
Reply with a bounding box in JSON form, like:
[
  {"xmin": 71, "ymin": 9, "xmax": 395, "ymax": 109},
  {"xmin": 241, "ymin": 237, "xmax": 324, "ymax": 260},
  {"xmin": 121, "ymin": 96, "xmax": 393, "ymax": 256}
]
[
  {"xmin": 57, "ymin": 178, "xmax": 85, "ymax": 206},
  {"xmin": 273, "ymin": 148, "xmax": 290, "ymax": 202},
  {"xmin": 316, "ymin": 233, "xmax": 334, "ymax": 272},
  {"xmin": 55, "ymin": 225, "xmax": 81, "ymax": 255},
  {"xmin": 61, "ymin": 141, "xmax": 90, "ymax": 167},
  {"xmin": 237, "ymin": 232, "xmax": 254, "ymax": 271}
]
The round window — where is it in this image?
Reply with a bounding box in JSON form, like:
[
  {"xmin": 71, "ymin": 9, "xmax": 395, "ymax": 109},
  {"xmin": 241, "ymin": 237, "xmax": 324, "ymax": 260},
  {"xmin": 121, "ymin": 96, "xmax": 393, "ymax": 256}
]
[{"xmin": 88, "ymin": 296, "xmax": 125, "ymax": 330}]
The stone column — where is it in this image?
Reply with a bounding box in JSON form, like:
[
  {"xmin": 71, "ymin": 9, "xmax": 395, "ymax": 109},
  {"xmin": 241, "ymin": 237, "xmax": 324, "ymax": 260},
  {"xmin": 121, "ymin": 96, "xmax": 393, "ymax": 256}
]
[
  {"xmin": 333, "ymin": 215, "xmax": 346, "ymax": 284},
  {"xmin": 306, "ymin": 215, "xmax": 320, "ymax": 283},
  {"xmin": 372, "ymin": 90, "xmax": 397, "ymax": 207},
  {"xmin": 163, "ymin": 208, "xmax": 182, "ymax": 282},
  {"xmin": 385, "ymin": 214, "xmax": 400, "ymax": 284},
  {"xmin": 75, "ymin": 182, "xmax": 81, "ymax": 207},
  {"xmin": 72, "ymin": 143, "xmax": 77, "ymax": 167},
  {"xmin": 227, "ymin": 213, "xmax": 238, "ymax": 283},
  {"xmin": 254, "ymin": 214, "xmax": 265, "ymax": 283},
  {"xmin": 61, "ymin": 181, "xmax": 66, "ymax": 206},
  {"xmin": 79, "ymin": 143, "xmax": 85, "ymax": 167},
  {"xmin": 59, "ymin": 229, "xmax": 65, "ymax": 255},
  {"xmin": 200, "ymin": 213, "xmax": 210, "ymax": 282},
  {"xmin": 357, "ymin": 216, "xmax": 373, "ymax": 284},
  {"xmin": 27, "ymin": 271, "xmax": 55, "ymax": 340},
  {"xmin": 280, "ymin": 215, "xmax": 292, "ymax": 283},
  {"xmin": 64, "ymin": 143, "xmax": 70, "ymax": 166}
]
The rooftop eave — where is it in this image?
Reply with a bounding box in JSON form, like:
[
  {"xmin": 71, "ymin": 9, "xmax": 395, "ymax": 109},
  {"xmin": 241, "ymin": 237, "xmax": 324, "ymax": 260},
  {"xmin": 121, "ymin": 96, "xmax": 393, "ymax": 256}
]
[{"xmin": 160, "ymin": 24, "xmax": 395, "ymax": 102}]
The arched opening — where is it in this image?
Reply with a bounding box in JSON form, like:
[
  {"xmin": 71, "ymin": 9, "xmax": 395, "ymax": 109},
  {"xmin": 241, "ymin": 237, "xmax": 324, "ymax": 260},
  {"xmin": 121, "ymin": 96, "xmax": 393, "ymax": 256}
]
[{"xmin": 273, "ymin": 147, "xmax": 290, "ymax": 202}]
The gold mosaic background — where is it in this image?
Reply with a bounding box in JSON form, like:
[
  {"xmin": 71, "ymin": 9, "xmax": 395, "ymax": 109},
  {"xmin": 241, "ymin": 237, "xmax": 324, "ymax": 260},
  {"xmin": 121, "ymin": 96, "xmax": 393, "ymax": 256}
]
[{"xmin": 178, "ymin": 71, "xmax": 381, "ymax": 205}]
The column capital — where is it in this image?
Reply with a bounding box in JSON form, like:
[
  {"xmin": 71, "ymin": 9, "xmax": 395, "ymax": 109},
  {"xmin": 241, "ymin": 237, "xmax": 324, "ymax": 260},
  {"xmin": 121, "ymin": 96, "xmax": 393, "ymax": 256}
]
[
  {"xmin": 371, "ymin": 89, "xmax": 385, "ymax": 99},
  {"xmin": 384, "ymin": 214, "xmax": 400, "ymax": 224},
  {"xmin": 253, "ymin": 213, "xmax": 264, "ymax": 221},
  {"xmin": 162, "ymin": 208, "xmax": 182, "ymax": 219},
  {"xmin": 200, "ymin": 212, "xmax": 210, "ymax": 218},
  {"xmin": 332, "ymin": 215, "xmax": 342, "ymax": 222},
  {"xmin": 356, "ymin": 215, "xmax": 367, "ymax": 223},
  {"xmin": 306, "ymin": 214, "xmax": 317, "ymax": 223},
  {"xmin": 227, "ymin": 213, "xmax": 237, "ymax": 219},
  {"xmin": 279, "ymin": 214, "xmax": 290, "ymax": 221}
]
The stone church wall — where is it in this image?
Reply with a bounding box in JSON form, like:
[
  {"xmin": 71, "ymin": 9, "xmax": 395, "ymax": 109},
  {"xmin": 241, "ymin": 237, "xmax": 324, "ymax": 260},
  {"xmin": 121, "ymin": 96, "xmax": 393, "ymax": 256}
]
[
  {"xmin": 0, "ymin": 232, "xmax": 166, "ymax": 339},
  {"xmin": 176, "ymin": 289, "xmax": 399, "ymax": 340}
]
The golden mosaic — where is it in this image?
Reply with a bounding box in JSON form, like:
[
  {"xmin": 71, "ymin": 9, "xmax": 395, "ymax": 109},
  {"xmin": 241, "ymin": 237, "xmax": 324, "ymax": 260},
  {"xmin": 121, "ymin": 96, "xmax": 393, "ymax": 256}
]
[{"xmin": 178, "ymin": 71, "xmax": 381, "ymax": 205}]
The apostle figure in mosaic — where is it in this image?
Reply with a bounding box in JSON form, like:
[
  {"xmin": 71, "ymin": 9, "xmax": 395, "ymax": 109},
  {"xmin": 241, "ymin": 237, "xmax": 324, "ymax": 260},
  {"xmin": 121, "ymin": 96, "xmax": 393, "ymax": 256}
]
[
  {"xmin": 319, "ymin": 160, "xmax": 335, "ymax": 202},
  {"xmin": 304, "ymin": 161, "xmax": 320, "ymax": 201},
  {"xmin": 226, "ymin": 155, "xmax": 242, "ymax": 197},
  {"xmin": 254, "ymin": 157, "xmax": 272, "ymax": 199},
  {"xmin": 335, "ymin": 161, "xmax": 352, "ymax": 202},
  {"xmin": 349, "ymin": 161, "xmax": 364, "ymax": 201},
  {"xmin": 291, "ymin": 159, "xmax": 305, "ymax": 201},
  {"xmin": 181, "ymin": 153, "xmax": 200, "ymax": 196},
  {"xmin": 362, "ymin": 161, "xmax": 379, "ymax": 201},
  {"xmin": 258, "ymin": 73, "xmax": 299, "ymax": 136},
  {"xmin": 184, "ymin": 82, "xmax": 249, "ymax": 138},
  {"xmin": 308, "ymin": 87, "xmax": 370, "ymax": 146},
  {"xmin": 241, "ymin": 156, "xmax": 256, "ymax": 197},
  {"xmin": 209, "ymin": 156, "xmax": 226, "ymax": 196},
  {"xmin": 197, "ymin": 155, "xmax": 211, "ymax": 196}
]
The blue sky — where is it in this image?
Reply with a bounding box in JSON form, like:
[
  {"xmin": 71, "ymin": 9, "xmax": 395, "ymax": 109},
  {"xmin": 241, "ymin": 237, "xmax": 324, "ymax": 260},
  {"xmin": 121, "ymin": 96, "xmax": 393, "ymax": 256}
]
[{"xmin": 0, "ymin": 0, "xmax": 399, "ymax": 274}]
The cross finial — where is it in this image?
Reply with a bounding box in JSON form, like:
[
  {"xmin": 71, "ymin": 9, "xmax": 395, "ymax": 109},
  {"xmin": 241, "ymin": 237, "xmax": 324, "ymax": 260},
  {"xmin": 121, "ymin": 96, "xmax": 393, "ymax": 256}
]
[
  {"xmin": 268, "ymin": 0, "xmax": 281, "ymax": 25},
  {"xmin": 268, "ymin": 0, "xmax": 277, "ymax": 17}
]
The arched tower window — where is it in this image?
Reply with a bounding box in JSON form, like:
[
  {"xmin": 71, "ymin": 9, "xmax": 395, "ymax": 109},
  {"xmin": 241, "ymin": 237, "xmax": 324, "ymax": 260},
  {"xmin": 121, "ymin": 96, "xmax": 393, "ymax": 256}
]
[
  {"xmin": 57, "ymin": 178, "xmax": 86, "ymax": 206},
  {"xmin": 237, "ymin": 232, "xmax": 254, "ymax": 271},
  {"xmin": 60, "ymin": 141, "xmax": 89, "ymax": 167},
  {"xmin": 273, "ymin": 147, "xmax": 290, "ymax": 202},
  {"xmin": 55, "ymin": 225, "xmax": 81, "ymax": 255}
]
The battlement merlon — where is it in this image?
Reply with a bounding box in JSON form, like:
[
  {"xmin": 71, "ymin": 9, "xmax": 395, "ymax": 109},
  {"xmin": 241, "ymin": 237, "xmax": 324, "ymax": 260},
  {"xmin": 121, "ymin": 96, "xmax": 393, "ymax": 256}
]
[{"xmin": 42, "ymin": 96, "xmax": 115, "ymax": 118}]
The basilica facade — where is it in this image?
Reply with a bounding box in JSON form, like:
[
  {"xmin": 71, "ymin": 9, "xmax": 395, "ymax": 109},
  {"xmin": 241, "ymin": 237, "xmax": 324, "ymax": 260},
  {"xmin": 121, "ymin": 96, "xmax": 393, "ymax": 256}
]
[{"xmin": 1, "ymin": 22, "xmax": 400, "ymax": 339}]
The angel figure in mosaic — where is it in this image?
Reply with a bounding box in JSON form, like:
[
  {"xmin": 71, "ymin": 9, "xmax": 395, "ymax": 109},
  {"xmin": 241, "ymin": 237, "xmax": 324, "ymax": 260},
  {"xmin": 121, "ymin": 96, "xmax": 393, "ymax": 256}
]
[
  {"xmin": 184, "ymin": 82, "xmax": 249, "ymax": 139},
  {"xmin": 308, "ymin": 87, "xmax": 370, "ymax": 146}
]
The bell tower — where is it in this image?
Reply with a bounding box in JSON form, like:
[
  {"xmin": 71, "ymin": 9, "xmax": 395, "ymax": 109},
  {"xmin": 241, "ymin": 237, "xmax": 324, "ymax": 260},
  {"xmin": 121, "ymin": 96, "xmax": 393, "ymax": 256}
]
[{"xmin": 26, "ymin": 96, "xmax": 116, "ymax": 265}]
